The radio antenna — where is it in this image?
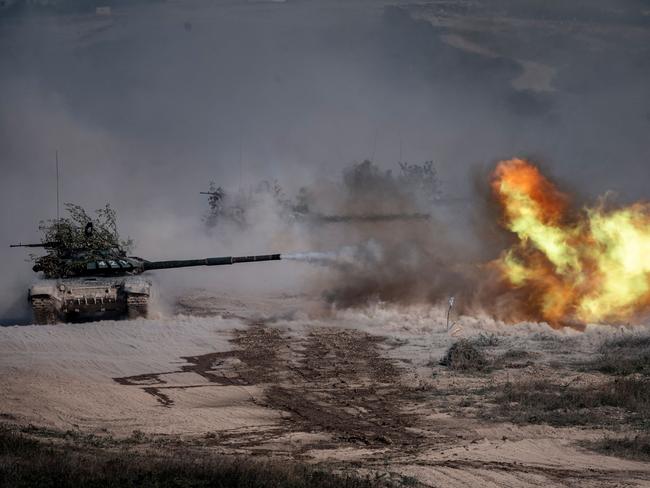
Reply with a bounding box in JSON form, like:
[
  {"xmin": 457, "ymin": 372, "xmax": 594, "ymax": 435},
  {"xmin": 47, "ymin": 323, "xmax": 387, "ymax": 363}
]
[
  {"xmin": 399, "ymin": 135, "xmax": 402, "ymax": 164},
  {"xmin": 238, "ymin": 124, "xmax": 244, "ymax": 193},
  {"xmin": 370, "ymin": 129, "xmax": 378, "ymax": 162},
  {"xmin": 55, "ymin": 150, "xmax": 60, "ymax": 222}
]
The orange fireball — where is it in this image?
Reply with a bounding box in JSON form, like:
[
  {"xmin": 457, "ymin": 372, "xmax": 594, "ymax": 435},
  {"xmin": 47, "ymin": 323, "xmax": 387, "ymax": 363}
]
[{"xmin": 492, "ymin": 158, "xmax": 650, "ymax": 325}]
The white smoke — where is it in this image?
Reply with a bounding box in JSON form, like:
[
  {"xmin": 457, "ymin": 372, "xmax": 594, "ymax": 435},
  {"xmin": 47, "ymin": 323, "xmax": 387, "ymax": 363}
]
[
  {"xmin": 2, "ymin": 2, "xmax": 649, "ymax": 323},
  {"xmin": 282, "ymin": 240, "xmax": 384, "ymax": 271}
]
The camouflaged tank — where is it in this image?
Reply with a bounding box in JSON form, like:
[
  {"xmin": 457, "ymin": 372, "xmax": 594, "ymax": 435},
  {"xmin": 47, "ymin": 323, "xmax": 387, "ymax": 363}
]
[{"xmin": 13, "ymin": 242, "xmax": 280, "ymax": 324}]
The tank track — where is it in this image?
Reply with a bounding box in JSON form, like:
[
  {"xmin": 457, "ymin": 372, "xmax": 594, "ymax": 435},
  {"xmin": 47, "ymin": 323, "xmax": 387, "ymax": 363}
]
[
  {"xmin": 127, "ymin": 295, "xmax": 149, "ymax": 319},
  {"xmin": 32, "ymin": 297, "xmax": 58, "ymax": 325}
]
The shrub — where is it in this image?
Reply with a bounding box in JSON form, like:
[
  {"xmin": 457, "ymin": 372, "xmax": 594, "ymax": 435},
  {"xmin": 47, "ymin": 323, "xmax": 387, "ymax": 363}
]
[{"xmin": 440, "ymin": 340, "xmax": 488, "ymax": 371}]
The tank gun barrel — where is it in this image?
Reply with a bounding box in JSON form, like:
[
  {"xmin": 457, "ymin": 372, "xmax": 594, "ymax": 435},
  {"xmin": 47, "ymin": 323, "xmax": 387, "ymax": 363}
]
[
  {"xmin": 10, "ymin": 241, "xmax": 60, "ymax": 248},
  {"xmin": 143, "ymin": 253, "xmax": 281, "ymax": 271},
  {"xmin": 308, "ymin": 213, "xmax": 430, "ymax": 223}
]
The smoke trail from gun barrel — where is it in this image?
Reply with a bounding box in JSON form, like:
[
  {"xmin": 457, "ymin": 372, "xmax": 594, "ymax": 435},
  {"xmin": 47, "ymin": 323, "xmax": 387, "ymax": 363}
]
[
  {"xmin": 282, "ymin": 241, "xmax": 384, "ymax": 270},
  {"xmin": 282, "ymin": 251, "xmax": 339, "ymax": 264}
]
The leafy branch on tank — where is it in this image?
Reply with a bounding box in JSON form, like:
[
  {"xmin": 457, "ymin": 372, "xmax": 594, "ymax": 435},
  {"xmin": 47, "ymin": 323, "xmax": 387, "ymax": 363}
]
[{"xmin": 30, "ymin": 203, "xmax": 133, "ymax": 279}]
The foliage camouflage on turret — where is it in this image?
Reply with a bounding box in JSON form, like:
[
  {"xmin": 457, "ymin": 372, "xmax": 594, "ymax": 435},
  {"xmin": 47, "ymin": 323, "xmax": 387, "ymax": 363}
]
[
  {"xmin": 203, "ymin": 179, "xmax": 293, "ymax": 228},
  {"xmin": 31, "ymin": 204, "xmax": 133, "ymax": 278},
  {"xmin": 203, "ymin": 181, "xmax": 226, "ymax": 228}
]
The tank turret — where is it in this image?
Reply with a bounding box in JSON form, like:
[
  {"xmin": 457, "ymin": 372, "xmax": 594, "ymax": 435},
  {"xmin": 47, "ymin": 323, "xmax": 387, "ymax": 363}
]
[{"xmin": 19, "ymin": 248, "xmax": 281, "ymax": 279}]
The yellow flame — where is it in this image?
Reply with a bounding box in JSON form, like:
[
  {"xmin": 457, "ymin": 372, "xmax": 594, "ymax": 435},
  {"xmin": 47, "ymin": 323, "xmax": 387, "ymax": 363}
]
[
  {"xmin": 492, "ymin": 158, "xmax": 650, "ymax": 325},
  {"xmin": 580, "ymin": 205, "xmax": 650, "ymax": 322}
]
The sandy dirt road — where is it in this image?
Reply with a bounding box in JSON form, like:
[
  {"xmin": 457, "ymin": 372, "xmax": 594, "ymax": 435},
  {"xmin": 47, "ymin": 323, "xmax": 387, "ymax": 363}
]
[{"xmin": 1, "ymin": 292, "xmax": 649, "ymax": 487}]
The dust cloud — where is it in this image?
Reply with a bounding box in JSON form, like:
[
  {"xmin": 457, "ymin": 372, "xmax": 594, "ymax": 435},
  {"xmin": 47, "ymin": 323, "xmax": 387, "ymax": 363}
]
[{"xmin": 1, "ymin": 1, "xmax": 649, "ymax": 323}]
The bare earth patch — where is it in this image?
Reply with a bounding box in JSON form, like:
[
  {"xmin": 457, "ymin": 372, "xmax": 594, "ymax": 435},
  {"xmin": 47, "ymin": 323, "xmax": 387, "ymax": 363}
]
[{"xmin": 1, "ymin": 293, "xmax": 650, "ymax": 487}]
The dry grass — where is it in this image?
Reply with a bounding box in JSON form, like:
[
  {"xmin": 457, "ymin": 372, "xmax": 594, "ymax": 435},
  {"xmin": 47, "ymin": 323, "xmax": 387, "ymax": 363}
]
[
  {"xmin": 491, "ymin": 349, "xmax": 535, "ymax": 369},
  {"xmin": 587, "ymin": 335, "xmax": 650, "ymax": 376},
  {"xmin": 0, "ymin": 426, "xmax": 391, "ymax": 488},
  {"xmin": 584, "ymin": 434, "xmax": 650, "ymax": 461},
  {"xmin": 483, "ymin": 377, "xmax": 650, "ymax": 427},
  {"xmin": 469, "ymin": 333, "xmax": 500, "ymax": 347}
]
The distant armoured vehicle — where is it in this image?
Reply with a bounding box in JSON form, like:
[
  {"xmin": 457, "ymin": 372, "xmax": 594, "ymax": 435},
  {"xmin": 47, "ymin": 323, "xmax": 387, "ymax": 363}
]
[
  {"xmin": 12, "ymin": 207, "xmax": 281, "ymax": 324},
  {"xmin": 201, "ymin": 185, "xmax": 431, "ymax": 228}
]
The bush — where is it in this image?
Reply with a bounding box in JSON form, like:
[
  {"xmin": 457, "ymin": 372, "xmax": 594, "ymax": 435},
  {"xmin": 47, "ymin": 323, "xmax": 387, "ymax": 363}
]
[{"xmin": 440, "ymin": 340, "xmax": 488, "ymax": 371}]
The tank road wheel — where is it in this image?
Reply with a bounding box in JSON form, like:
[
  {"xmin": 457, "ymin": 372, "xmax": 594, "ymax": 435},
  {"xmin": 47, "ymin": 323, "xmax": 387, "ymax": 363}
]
[
  {"xmin": 127, "ymin": 294, "xmax": 149, "ymax": 319},
  {"xmin": 32, "ymin": 297, "xmax": 58, "ymax": 325}
]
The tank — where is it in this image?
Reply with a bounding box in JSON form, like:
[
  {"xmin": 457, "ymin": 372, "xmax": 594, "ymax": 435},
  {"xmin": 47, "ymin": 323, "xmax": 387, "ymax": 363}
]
[
  {"xmin": 11, "ymin": 241, "xmax": 281, "ymax": 324},
  {"xmin": 201, "ymin": 188, "xmax": 431, "ymax": 227}
]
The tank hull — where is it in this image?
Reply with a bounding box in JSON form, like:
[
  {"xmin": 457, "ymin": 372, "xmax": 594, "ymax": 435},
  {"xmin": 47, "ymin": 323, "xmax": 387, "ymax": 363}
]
[{"xmin": 28, "ymin": 276, "xmax": 152, "ymax": 324}]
